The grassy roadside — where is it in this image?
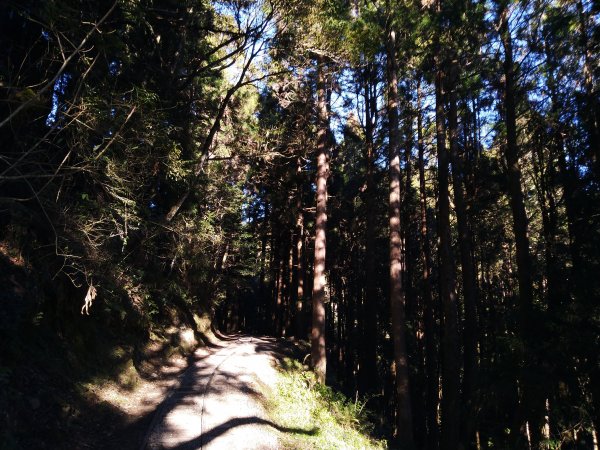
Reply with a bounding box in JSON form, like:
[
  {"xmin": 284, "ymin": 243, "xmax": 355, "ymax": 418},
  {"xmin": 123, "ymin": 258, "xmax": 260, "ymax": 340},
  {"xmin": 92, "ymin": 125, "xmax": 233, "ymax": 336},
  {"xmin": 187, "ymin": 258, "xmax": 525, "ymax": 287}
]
[{"xmin": 265, "ymin": 358, "xmax": 387, "ymax": 450}]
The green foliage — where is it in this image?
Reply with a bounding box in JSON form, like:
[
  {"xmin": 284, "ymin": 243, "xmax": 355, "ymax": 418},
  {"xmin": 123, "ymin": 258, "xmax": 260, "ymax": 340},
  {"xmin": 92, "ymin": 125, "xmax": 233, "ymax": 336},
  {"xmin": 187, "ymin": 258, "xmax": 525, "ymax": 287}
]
[
  {"xmin": 267, "ymin": 358, "xmax": 387, "ymax": 450},
  {"xmin": 1, "ymin": 0, "xmax": 600, "ymax": 447},
  {"xmin": 347, "ymin": 5, "xmax": 384, "ymax": 61}
]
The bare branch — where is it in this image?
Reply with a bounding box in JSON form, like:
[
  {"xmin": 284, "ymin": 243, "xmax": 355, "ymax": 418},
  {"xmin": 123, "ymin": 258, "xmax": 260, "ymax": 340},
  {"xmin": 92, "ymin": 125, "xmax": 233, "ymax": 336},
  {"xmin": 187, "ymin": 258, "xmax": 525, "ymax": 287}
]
[{"xmin": 0, "ymin": 1, "xmax": 118, "ymax": 129}]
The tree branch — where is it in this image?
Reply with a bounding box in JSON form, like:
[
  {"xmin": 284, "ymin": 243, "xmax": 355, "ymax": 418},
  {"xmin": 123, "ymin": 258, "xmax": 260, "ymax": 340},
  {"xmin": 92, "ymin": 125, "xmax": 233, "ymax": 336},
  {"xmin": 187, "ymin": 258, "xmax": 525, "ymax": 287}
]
[{"xmin": 0, "ymin": 1, "xmax": 117, "ymax": 129}]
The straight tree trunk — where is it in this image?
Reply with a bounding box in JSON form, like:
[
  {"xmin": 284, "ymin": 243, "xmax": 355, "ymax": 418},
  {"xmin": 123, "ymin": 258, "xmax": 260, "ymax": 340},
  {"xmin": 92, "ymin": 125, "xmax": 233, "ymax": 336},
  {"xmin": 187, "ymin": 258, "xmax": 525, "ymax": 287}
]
[
  {"xmin": 499, "ymin": 5, "xmax": 541, "ymax": 446},
  {"xmin": 532, "ymin": 146, "xmax": 562, "ymax": 313},
  {"xmin": 417, "ymin": 80, "xmax": 440, "ymax": 450},
  {"xmin": 361, "ymin": 62, "xmax": 379, "ymax": 394},
  {"xmin": 344, "ymin": 264, "xmax": 357, "ymax": 393},
  {"xmin": 294, "ymin": 172, "xmax": 306, "ymax": 338},
  {"xmin": 267, "ymin": 216, "xmax": 277, "ymax": 331},
  {"xmin": 275, "ymin": 243, "xmax": 285, "ymax": 335},
  {"xmin": 311, "ymin": 55, "xmax": 329, "ymax": 384},
  {"xmin": 259, "ymin": 205, "xmax": 269, "ymax": 331},
  {"xmin": 284, "ymin": 233, "xmax": 294, "ymax": 336},
  {"xmin": 448, "ymin": 85, "xmax": 479, "ymax": 447},
  {"xmin": 387, "ymin": 28, "xmax": 415, "ymax": 448},
  {"xmin": 434, "ymin": 47, "xmax": 461, "ymax": 450},
  {"xmin": 402, "ymin": 104, "xmax": 416, "ymax": 324}
]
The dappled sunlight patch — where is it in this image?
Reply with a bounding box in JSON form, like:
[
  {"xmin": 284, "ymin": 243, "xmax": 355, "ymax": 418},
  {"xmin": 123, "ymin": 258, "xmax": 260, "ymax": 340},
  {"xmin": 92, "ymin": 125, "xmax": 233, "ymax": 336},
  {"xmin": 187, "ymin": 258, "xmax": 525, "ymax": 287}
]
[
  {"xmin": 193, "ymin": 312, "xmax": 221, "ymax": 345},
  {"xmin": 179, "ymin": 327, "xmax": 197, "ymax": 351},
  {"xmin": 80, "ymin": 373, "xmax": 173, "ymax": 417}
]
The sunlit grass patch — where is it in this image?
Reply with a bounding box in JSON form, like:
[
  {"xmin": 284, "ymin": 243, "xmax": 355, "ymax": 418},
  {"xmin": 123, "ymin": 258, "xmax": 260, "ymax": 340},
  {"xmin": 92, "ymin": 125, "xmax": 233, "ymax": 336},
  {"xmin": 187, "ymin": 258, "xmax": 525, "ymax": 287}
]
[{"xmin": 267, "ymin": 358, "xmax": 387, "ymax": 450}]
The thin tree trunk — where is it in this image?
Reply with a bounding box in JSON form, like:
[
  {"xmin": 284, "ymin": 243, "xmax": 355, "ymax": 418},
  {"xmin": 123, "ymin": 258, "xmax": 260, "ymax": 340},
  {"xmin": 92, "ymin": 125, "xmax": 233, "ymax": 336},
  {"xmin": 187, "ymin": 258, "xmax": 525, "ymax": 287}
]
[
  {"xmin": 417, "ymin": 80, "xmax": 440, "ymax": 450},
  {"xmin": 259, "ymin": 205, "xmax": 270, "ymax": 332},
  {"xmin": 294, "ymin": 171, "xmax": 305, "ymax": 338},
  {"xmin": 532, "ymin": 146, "xmax": 562, "ymax": 314},
  {"xmin": 267, "ymin": 216, "xmax": 277, "ymax": 332},
  {"xmin": 387, "ymin": 28, "xmax": 415, "ymax": 448},
  {"xmin": 403, "ymin": 102, "xmax": 416, "ymax": 325},
  {"xmin": 285, "ymin": 233, "xmax": 294, "ymax": 336},
  {"xmin": 344, "ymin": 265, "xmax": 357, "ymax": 393},
  {"xmin": 499, "ymin": 6, "xmax": 541, "ymax": 446},
  {"xmin": 276, "ymin": 243, "xmax": 285, "ymax": 336},
  {"xmin": 311, "ymin": 55, "xmax": 329, "ymax": 384},
  {"xmin": 448, "ymin": 85, "xmax": 479, "ymax": 447}
]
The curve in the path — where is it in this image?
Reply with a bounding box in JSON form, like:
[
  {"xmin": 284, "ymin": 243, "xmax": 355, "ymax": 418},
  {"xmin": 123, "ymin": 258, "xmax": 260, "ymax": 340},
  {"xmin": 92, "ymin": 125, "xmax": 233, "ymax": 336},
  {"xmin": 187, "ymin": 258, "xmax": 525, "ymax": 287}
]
[{"xmin": 142, "ymin": 336, "xmax": 283, "ymax": 450}]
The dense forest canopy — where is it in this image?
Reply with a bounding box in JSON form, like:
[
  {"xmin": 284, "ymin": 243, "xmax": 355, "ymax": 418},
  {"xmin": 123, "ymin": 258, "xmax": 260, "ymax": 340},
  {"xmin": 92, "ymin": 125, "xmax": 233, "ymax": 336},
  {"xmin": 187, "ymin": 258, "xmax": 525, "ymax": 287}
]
[{"xmin": 1, "ymin": 0, "xmax": 599, "ymax": 448}]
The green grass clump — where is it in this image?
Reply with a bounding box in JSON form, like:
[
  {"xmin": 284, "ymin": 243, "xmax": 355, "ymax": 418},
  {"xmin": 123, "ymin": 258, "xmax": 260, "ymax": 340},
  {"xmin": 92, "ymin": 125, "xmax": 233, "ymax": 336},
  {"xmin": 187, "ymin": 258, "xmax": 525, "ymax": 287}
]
[{"xmin": 266, "ymin": 358, "xmax": 387, "ymax": 450}]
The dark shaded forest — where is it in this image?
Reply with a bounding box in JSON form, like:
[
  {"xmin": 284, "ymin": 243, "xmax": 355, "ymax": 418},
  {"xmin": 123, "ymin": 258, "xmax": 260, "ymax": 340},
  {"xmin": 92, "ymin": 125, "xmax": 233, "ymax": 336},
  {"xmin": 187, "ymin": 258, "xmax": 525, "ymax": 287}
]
[{"xmin": 1, "ymin": 0, "xmax": 599, "ymax": 448}]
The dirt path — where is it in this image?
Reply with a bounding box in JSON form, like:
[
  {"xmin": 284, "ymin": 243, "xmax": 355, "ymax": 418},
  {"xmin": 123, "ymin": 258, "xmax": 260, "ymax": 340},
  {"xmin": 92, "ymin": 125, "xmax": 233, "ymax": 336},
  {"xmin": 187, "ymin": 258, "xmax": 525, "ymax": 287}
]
[{"xmin": 142, "ymin": 336, "xmax": 289, "ymax": 450}]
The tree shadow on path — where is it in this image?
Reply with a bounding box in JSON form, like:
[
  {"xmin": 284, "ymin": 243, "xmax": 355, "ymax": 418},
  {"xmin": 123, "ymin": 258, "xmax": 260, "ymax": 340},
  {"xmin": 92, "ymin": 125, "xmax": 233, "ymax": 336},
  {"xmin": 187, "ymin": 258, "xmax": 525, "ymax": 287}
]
[
  {"xmin": 169, "ymin": 416, "xmax": 319, "ymax": 450},
  {"xmin": 137, "ymin": 335, "xmax": 311, "ymax": 450},
  {"xmin": 171, "ymin": 416, "xmax": 319, "ymax": 450}
]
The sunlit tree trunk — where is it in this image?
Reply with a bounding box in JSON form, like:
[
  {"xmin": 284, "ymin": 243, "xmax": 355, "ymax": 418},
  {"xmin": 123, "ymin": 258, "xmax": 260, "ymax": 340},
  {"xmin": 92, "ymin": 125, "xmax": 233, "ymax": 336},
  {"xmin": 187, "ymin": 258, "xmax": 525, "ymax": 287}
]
[
  {"xmin": 387, "ymin": 27, "xmax": 415, "ymax": 448},
  {"xmin": 311, "ymin": 55, "xmax": 329, "ymax": 384}
]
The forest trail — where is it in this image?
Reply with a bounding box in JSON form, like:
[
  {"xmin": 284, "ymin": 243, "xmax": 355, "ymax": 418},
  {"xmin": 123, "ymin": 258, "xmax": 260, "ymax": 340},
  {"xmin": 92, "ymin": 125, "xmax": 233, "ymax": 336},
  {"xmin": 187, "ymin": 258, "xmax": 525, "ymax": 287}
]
[{"xmin": 143, "ymin": 335, "xmax": 288, "ymax": 450}]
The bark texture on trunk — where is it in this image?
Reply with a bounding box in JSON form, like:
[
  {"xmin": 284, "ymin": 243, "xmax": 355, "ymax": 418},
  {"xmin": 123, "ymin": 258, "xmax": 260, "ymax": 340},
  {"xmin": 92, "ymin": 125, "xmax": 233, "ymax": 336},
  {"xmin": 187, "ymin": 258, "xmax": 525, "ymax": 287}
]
[
  {"xmin": 294, "ymin": 174, "xmax": 305, "ymax": 339},
  {"xmin": 311, "ymin": 56, "xmax": 329, "ymax": 384},
  {"xmin": 387, "ymin": 29, "xmax": 415, "ymax": 448}
]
